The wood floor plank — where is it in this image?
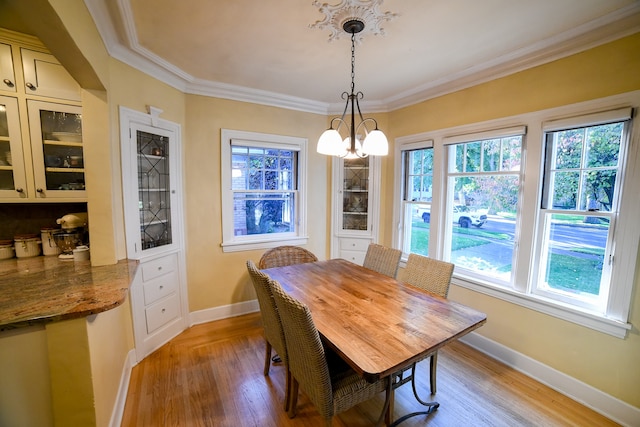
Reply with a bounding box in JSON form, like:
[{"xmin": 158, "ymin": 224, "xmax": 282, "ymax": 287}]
[{"xmin": 121, "ymin": 313, "xmax": 619, "ymax": 426}]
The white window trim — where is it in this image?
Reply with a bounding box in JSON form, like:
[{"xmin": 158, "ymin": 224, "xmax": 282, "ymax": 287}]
[
  {"xmin": 220, "ymin": 129, "xmax": 308, "ymax": 252},
  {"xmin": 393, "ymin": 91, "xmax": 640, "ymax": 338}
]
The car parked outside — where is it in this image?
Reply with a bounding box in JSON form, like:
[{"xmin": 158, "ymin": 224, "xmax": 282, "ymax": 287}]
[{"xmin": 418, "ymin": 205, "xmax": 488, "ymax": 228}]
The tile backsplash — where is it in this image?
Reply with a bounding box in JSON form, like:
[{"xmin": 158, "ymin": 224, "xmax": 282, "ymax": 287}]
[{"xmin": 0, "ymin": 203, "xmax": 87, "ymax": 240}]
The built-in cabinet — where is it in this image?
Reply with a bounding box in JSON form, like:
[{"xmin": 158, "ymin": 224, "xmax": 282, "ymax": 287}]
[
  {"xmin": 120, "ymin": 106, "xmax": 188, "ymax": 362},
  {"xmin": 331, "ymin": 155, "xmax": 381, "ymax": 264},
  {"xmin": 0, "ymin": 29, "xmax": 84, "ymax": 202}
]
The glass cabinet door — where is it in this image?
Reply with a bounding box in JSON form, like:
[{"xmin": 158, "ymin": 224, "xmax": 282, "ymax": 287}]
[
  {"xmin": 0, "ymin": 96, "xmax": 27, "ymax": 198},
  {"xmin": 136, "ymin": 130, "xmax": 173, "ymax": 251},
  {"xmin": 28, "ymin": 100, "xmax": 85, "ymax": 198},
  {"xmin": 341, "ymin": 156, "xmax": 370, "ymax": 231}
]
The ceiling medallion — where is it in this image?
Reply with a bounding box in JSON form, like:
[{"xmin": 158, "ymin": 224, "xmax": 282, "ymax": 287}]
[{"xmin": 310, "ymin": 0, "xmax": 398, "ymax": 42}]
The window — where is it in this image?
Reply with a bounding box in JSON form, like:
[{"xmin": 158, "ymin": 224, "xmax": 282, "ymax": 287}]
[
  {"xmin": 221, "ymin": 129, "xmax": 307, "ymax": 252},
  {"xmin": 534, "ymin": 112, "xmax": 631, "ymax": 313},
  {"xmin": 443, "ymin": 127, "xmax": 524, "ymax": 284},
  {"xmin": 400, "ymin": 145, "xmax": 434, "ymax": 256},
  {"xmin": 393, "ymin": 96, "xmax": 638, "ymax": 338}
]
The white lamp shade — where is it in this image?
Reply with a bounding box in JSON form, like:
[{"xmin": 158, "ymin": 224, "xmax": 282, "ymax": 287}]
[
  {"xmin": 317, "ymin": 129, "xmax": 343, "ymax": 155},
  {"xmin": 362, "ymin": 130, "xmax": 388, "ymax": 155}
]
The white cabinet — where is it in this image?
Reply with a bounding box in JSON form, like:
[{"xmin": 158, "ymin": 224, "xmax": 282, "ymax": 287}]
[
  {"xmin": 0, "ymin": 43, "xmax": 16, "ymax": 93},
  {"xmin": 331, "ymin": 155, "xmax": 381, "ymax": 263},
  {"xmin": 130, "ymin": 252, "xmax": 185, "ymax": 360},
  {"xmin": 0, "ymin": 31, "xmax": 84, "ymax": 202},
  {"xmin": 120, "ymin": 106, "xmax": 188, "ymax": 361},
  {"xmin": 26, "ymin": 100, "xmax": 85, "ymax": 199},
  {"xmin": 20, "ymin": 48, "xmax": 81, "ymax": 101},
  {"xmin": 0, "ymin": 95, "xmax": 27, "ymax": 198}
]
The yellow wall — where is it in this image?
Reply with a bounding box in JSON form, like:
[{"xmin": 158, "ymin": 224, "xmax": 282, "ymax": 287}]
[
  {"xmin": 385, "ymin": 33, "xmax": 640, "ymax": 407},
  {"xmin": 3, "ymin": 2, "xmax": 639, "ymax": 425},
  {"xmin": 183, "ymin": 95, "xmax": 328, "ymax": 311},
  {"xmin": 87, "ymin": 302, "xmax": 135, "ymax": 427},
  {"xmin": 0, "ymin": 327, "xmax": 53, "ymax": 427}
]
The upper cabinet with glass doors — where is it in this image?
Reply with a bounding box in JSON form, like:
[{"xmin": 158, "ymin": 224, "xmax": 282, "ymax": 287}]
[
  {"xmin": 27, "ymin": 100, "xmax": 85, "ymax": 199},
  {"xmin": 0, "ymin": 30, "xmax": 84, "ymax": 201},
  {"xmin": 331, "ymin": 155, "xmax": 381, "ymax": 264},
  {"xmin": 0, "ymin": 96, "xmax": 27, "ymax": 198},
  {"xmin": 135, "ymin": 128, "xmax": 174, "ymax": 254},
  {"xmin": 120, "ymin": 107, "xmax": 181, "ymax": 259}
]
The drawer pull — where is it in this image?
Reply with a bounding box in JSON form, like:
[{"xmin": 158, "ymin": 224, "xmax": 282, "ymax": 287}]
[
  {"xmin": 26, "ymin": 82, "xmax": 36, "ymax": 90},
  {"xmin": 3, "ymin": 78, "xmax": 14, "ymax": 87}
]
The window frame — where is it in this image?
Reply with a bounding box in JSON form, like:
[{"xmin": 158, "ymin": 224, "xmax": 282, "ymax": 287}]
[
  {"xmin": 442, "ymin": 127, "xmax": 525, "ymax": 286},
  {"xmin": 398, "ymin": 140, "xmax": 434, "ymax": 256},
  {"xmin": 221, "ymin": 129, "xmax": 308, "ymax": 252},
  {"xmin": 392, "ymin": 92, "xmax": 639, "ymax": 338}
]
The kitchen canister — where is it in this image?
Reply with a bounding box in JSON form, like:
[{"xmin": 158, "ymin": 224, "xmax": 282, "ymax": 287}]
[
  {"xmin": 0, "ymin": 239, "xmax": 14, "ymax": 260},
  {"xmin": 73, "ymin": 245, "xmax": 90, "ymax": 262},
  {"xmin": 14, "ymin": 234, "xmax": 41, "ymax": 258},
  {"xmin": 41, "ymin": 228, "xmax": 63, "ymax": 256}
]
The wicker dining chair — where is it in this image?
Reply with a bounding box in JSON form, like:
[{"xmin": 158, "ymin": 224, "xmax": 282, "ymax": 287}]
[
  {"xmin": 258, "ymin": 245, "xmax": 318, "ymax": 269},
  {"xmin": 362, "ymin": 243, "xmax": 402, "ymax": 278},
  {"xmin": 270, "ymin": 278, "xmax": 390, "ymax": 426},
  {"xmin": 246, "ymin": 260, "xmax": 291, "ymax": 411},
  {"xmin": 401, "ymin": 253, "xmax": 455, "ymax": 394}
]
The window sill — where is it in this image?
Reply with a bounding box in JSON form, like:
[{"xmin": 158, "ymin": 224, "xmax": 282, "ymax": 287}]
[
  {"xmin": 221, "ymin": 236, "xmax": 309, "ymax": 253},
  {"xmin": 452, "ymin": 275, "xmax": 632, "ymax": 339}
]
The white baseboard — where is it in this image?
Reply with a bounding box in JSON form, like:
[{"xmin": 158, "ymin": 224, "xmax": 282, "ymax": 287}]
[
  {"xmin": 189, "ymin": 299, "xmax": 259, "ymax": 326},
  {"xmin": 109, "ymin": 349, "xmax": 136, "ymax": 427},
  {"xmin": 460, "ymin": 333, "xmax": 640, "ymax": 427}
]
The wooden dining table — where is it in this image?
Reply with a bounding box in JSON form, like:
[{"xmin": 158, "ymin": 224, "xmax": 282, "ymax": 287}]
[{"xmin": 263, "ymin": 258, "xmax": 487, "ymax": 425}]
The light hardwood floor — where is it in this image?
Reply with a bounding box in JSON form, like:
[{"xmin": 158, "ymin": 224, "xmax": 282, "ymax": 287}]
[{"xmin": 122, "ymin": 313, "xmax": 619, "ymax": 426}]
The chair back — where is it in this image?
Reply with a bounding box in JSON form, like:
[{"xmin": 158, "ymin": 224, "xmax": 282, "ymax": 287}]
[
  {"xmin": 403, "ymin": 253, "xmax": 454, "ymax": 298},
  {"xmin": 258, "ymin": 245, "xmax": 318, "ymax": 269},
  {"xmin": 363, "ymin": 243, "xmax": 402, "ymax": 278},
  {"xmin": 270, "ymin": 279, "xmax": 333, "ymax": 418},
  {"xmin": 246, "ymin": 260, "xmax": 288, "ymax": 365}
]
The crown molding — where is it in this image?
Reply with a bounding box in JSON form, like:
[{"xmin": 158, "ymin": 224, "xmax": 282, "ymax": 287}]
[
  {"xmin": 384, "ymin": 3, "xmax": 640, "ymax": 111},
  {"xmin": 186, "ymin": 78, "xmax": 330, "ymax": 115},
  {"xmin": 84, "ymin": 0, "xmax": 640, "ymax": 115}
]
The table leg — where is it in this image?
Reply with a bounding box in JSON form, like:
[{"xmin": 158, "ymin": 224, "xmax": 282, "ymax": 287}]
[{"xmin": 388, "ymin": 363, "xmax": 440, "ymax": 426}]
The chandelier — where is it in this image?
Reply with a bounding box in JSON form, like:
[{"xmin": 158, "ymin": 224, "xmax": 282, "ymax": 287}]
[{"xmin": 317, "ymin": 19, "xmax": 388, "ymax": 158}]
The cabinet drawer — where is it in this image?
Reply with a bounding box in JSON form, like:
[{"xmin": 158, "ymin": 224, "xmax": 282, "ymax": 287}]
[
  {"xmin": 145, "ymin": 292, "xmax": 180, "ymax": 334},
  {"xmin": 341, "ymin": 250, "xmax": 366, "ymax": 265},
  {"xmin": 142, "ymin": 271, "xmax": 178, "ymax": 306},
  {"xmin": 141, "ymin": 254, "xmax": 177, "ymax": 282},
  {"xmin": 339, "ymin": 238, "xmax": 371, "ymax": 252}
]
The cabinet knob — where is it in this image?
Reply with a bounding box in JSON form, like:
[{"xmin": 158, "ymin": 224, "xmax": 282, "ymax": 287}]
[
  {"xmin": 158, "ymin": 266, "xmax": 162, "ymax": 271},
  {"xmin": 161, "ymin": 308, "xmax": 166, "ymax": 313},
  {"xmin": 15, "ymin": 188, "xmax": 23, "ymax": 193},
  {"xmin": 25, "ymin": 82, "xmax": 36, "ymax": 90},
  {"xmin": 159, "ymin": 285, "xmax": 164, "ymax": 290},
  {"xmin": 2, "ymin": 79, "xmax": 13, "ymax": 88},
  {"xmin": 36, "ymin": 188, "xmax": 44, "ymax": 193}
]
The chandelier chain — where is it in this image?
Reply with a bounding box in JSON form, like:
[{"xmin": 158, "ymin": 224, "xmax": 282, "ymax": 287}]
[{"xmin": 351, "ymin": 31, "xmax": 356, "ymax": 94}]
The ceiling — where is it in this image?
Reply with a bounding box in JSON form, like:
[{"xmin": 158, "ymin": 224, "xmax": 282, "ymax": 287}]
[{"xmin": 9, "ymin": 1, "xmax": 640, "ymax": 114}]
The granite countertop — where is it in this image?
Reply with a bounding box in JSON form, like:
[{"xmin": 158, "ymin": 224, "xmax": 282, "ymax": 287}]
[{"xmin": 0, "ymin": 256, "xmax": 138, "ymax": 331}]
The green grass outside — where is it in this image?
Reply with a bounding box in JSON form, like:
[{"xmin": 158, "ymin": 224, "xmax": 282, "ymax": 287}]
[
  {"xmin": 410, "ymin": 219, "xmax": 603, "ymax": 295},
  {"xmin": 546, "ymin": 253, "xmax": 603, "ymax": 295}
]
